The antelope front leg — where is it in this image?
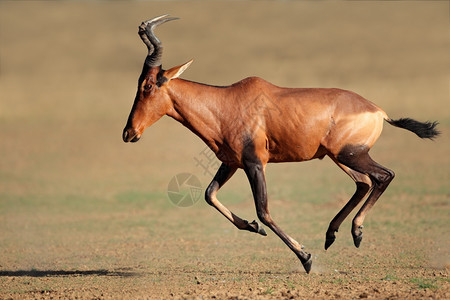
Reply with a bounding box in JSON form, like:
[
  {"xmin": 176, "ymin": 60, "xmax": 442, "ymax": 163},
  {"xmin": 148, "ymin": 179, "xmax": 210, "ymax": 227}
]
[
  {"xmin": 243, "ymin": 159, "xmax": 312, "ymax": 273},
  {"xmin": 205, "ymin": 163, "xmax": 267, "ymax": 236}
]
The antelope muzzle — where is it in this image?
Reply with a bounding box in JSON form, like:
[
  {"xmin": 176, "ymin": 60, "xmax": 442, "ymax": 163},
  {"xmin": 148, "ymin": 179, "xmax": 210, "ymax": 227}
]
[{"xmin": 122, "ymin": 127, "xmax": 141, "ymax": 143}]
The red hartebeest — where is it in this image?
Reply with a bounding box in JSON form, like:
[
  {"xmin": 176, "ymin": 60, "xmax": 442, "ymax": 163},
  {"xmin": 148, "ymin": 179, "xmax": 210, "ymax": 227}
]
[{"xmin": 122, "ymin": 15, "xmax": 439, "ymax": 273}]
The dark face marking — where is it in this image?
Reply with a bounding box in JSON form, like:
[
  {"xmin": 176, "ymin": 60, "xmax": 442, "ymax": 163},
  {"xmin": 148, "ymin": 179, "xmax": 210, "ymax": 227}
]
[{"xmin": 156, "ymin": 68, "xmax": 168, "ymax": 87}]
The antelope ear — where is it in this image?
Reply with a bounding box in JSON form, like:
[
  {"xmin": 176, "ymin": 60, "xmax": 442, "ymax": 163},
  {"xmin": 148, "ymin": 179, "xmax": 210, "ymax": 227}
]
[{"xmin": 165, "ymin": 59, "xmax": 193, "ymax": 80}]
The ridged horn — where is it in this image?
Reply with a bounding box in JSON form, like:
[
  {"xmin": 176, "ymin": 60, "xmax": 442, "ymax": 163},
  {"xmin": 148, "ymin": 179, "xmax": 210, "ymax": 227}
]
[{"xmin": 139, "ymin": 14, "xmax": 179, "ymax": 67}]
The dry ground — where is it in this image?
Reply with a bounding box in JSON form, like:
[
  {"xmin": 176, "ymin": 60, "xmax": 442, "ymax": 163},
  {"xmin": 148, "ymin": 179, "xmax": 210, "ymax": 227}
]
[{"xmin": 0, "ymin": 1, "xmax": 449, "ymax": 299}]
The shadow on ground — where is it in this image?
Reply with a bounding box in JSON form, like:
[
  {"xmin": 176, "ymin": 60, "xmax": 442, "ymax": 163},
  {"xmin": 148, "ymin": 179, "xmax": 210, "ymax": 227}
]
[{"xmin": 0, "ymin": 269, "xmax": 140, "ymax": 278}]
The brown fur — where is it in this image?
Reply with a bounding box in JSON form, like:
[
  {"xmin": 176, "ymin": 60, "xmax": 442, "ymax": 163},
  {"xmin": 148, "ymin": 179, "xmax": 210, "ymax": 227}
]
[
  {"xmin": 123, "ymin": 18, "xmax": 438, "ymax": 273},
  {"xmin": 123, "ymin": 67, "xmax": 394, "ymax": 273},
  {"xmin": 125, "ymin": 74, "xmax": 388, "ymax": 167}
]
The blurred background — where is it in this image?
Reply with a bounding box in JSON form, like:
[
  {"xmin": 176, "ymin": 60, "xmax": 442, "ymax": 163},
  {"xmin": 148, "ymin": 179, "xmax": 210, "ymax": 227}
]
[{"xmin": 0, "ymin": 1, "xmax": 448, "ymax": 297}]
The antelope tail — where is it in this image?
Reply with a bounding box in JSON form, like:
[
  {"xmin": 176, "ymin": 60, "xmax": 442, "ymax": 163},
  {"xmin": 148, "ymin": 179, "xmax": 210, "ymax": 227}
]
[{"xmin": 386, "ymin": 117, "xmax": 440, "ymax": 140}]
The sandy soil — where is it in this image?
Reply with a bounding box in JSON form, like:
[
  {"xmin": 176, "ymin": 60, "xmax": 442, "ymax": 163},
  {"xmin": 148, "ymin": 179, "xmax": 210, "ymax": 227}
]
[{"xmin": 0, "ymin": 1, "xmax": 449, "ymax": 299}]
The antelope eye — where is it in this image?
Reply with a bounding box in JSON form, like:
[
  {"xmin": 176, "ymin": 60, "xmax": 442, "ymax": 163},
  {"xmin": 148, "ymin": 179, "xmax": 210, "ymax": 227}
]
[{"xmin": 143, "ymin": 84, "xmax": 152, "ymax": 91}]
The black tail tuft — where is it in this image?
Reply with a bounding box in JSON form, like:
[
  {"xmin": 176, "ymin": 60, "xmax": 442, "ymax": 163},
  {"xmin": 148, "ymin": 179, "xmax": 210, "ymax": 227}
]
[{"xmin": 387, "ymin": 118, "xmax": 440, "ymax": 140}]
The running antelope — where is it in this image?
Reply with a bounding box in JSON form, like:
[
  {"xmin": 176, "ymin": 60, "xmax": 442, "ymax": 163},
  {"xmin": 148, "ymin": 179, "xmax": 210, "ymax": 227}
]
[{"xmin": 122, "ymin": 15, "xmax": 439, "ymax": 273}]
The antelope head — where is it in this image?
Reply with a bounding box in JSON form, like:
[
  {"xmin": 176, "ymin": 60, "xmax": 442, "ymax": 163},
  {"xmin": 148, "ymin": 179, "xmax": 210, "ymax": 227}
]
[{"xmin": 123, "ymin": 15, "xmax": 192, "ymax": 143}]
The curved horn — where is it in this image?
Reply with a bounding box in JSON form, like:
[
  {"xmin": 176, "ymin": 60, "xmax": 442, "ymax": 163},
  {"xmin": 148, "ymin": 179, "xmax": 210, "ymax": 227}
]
[{"xmin": 139, "ymin": 14, "xmax": 179, "ymax": 67}]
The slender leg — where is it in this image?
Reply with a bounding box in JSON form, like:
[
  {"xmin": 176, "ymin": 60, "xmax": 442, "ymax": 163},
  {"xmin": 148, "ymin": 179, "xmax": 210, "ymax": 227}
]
[
  {"xmin": 351, "ymin": 161, "xmax": 394, "ymax": 247},
  {"xmin": 205, "ymin": 163, "xmax": 267, "ymax": 236},
  {"xmin": 243, "ymin": 159, "xmax": 312, "ymax": 273},
  {"xmin": 325, "ymin": 157, "xmax": 372, "ymax": 250},
  {"xmin": 337, "ymin": 146, "xmax": 395, "ymax": 248}
]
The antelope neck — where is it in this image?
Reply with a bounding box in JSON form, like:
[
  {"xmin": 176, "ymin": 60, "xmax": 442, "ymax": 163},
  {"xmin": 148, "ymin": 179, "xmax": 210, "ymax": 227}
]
[{"xmin": 166, "ymin": 78, "xmax": 229, "ymax": 152}]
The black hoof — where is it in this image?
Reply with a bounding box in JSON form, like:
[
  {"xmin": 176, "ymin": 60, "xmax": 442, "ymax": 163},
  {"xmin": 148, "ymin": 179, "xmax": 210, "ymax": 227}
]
[
  {"xmin": 302, "ymin": 253, "xmax": 313, "ymax": 274},
  {"xmin": 325, "ymin": 228, "xmax": 337, "ymax": 250},
  {"xmin": 248, "ymin": 220, "xmax": 267, "ymax": 236},
  {"xmin": 258, "ymin": 227, "xmax": 267, "ymax": 236},
  {"xmin": 353, "ymin": 233, "xmax": 363, "ymax": 248},
  {"xmin": 324, "ymin": 236, "xmax": 335, "ymax": 250},
  {"xmin": 352, "ymin": 225, "xmax": 363, "ymax": 248}
]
